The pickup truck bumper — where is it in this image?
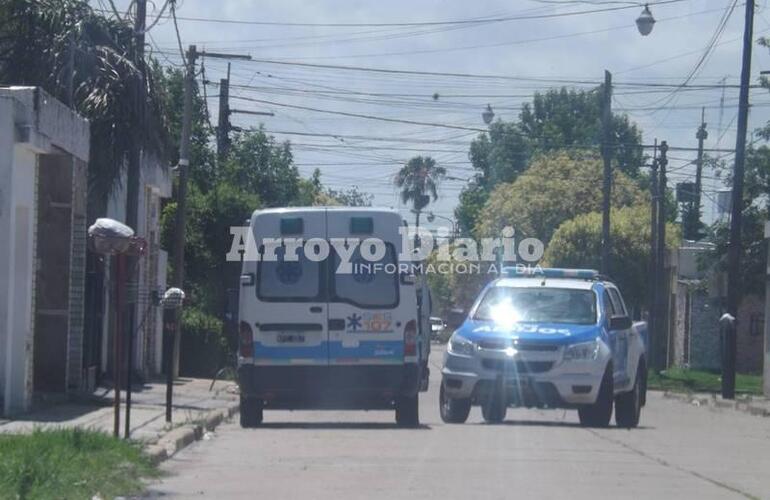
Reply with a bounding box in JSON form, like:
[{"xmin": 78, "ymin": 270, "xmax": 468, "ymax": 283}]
[
  {"xmin": 441, "ymin": 342, "xmax": 611, "ymax": 407},
  {"xmin": 238, "ymin": 363, "xmax": 421, "ymax": 410}
]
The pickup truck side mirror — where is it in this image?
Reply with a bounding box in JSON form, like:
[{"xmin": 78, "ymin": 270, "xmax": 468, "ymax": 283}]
[{"xmin": 609, "ymin": 315, "xmax": 632, "ymax": 331}]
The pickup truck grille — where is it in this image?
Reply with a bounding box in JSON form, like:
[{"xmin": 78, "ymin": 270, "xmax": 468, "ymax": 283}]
[
  {"xmin": 481, "ymin": 359, "xmax": 554, "ymax": 374},
  {"xmin": 477, "ymin": 340, "xmax": 559, "ymax": 352}
]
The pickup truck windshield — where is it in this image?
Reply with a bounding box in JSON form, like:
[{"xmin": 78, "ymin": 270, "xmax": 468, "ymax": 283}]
[{"xmin": 473, "ymin": 287, "xmax": 597, "ymax": 325}]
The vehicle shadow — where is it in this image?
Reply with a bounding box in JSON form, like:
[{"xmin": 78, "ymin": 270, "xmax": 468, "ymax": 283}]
[
  {"xmin": 474, "ymin": 419, "xmax": 655, "ymax": 430},
  {"xmin": 247, "ymin": 422, "xmax": 432, "ymax": 430}
]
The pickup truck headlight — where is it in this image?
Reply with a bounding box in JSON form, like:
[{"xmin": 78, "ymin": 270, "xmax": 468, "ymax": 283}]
[
  {"xmin": 448, "ymin": 334, "xmax": 476, "ymax": 356},
  {"xmin": 563, "ymin": 339, "xmax": 600, "ymax": 362}
]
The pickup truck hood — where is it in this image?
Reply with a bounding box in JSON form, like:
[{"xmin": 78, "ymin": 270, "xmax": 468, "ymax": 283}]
[{"xmin": 455, "ymin": 319, "xmax": 602, "ymax": 346}]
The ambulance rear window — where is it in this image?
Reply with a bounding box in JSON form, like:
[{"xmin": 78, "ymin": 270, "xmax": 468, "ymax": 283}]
[
  {"xmin": 257, "ymin": 244, "xmax": 322, "ymax": 301},
  {"xmin": 331, "ymin": 243, "xmax": 398, "ymax": 308},
  {"xmin": 350, "ymin": 217, "xmax": 373, "ymax": 234},
  {"xmin": 280, "ymin": 217, "xmax": 303, "ymax": 235}
]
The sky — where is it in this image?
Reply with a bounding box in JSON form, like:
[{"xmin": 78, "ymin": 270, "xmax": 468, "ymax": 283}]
[{"xmin": 100, "ymin": 0, "xmax": 770, "ymax": 230}]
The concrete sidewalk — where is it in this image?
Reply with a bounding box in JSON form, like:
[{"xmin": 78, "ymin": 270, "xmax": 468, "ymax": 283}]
[
  {"xmin": 663, "ymin": 390, "xmax": 770, "ymax": 417},
  {"xmin": 0, "ymin": 377, "xmax": 239, "ymax": 444}
]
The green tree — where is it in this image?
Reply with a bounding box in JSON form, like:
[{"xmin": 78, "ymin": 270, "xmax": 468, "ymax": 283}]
[
  {"xmin": 157, "ymin": 67, "xmax": 216, "ymax": 190},
  {"xmin": 161, "ymin": 180, "xmax": 260, "ymax": 374},
  {"xmin": 544, "ymin": 205, "xmax": 680, "ymax": 311},
  {"xmin": 325, "ymin": 186, "xmax": 374, "ymax": 207},
  {"xmin": 223, "ymin": 128, "xmax": 299, "ymax": 207},
  {"xmin": 475, "ymin": 150, "xmax": 647, "ymax": 244},
  {"xmin": 705, "ymin": 145, "xmax": 770, "ymax": 296},
  {"xmin": 520, "ymin": 87, "xmax": 643, "ymax": 176},
  {"xmin": 0, "ymin": 0, "xmax": 171, "ymax": 216},
  {"xmin": 455, "ymin": 87, "xmax": 643, "ymax": 236},
  {"xmin": 395, "ymin": 156, "xmax": 446, "ymax": 229},
  {"xmin": 295, "ymin": 169, "xmax": 373, "ymax": 207}
]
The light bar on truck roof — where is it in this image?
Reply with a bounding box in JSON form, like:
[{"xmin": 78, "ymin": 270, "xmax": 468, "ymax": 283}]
[{"xmin": 502, "ymin": 267, "xmax": 599, "ymax": 280}]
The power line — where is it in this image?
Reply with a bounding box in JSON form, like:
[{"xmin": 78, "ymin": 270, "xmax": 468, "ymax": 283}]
[
  {"xmin": 237, "ymin": 57, "xmax": 756, "ymax": 89},
  {"xmin": 169, "ymin": 0, "xmax": 186, "ymax": 63},
  {"xmin": 190, "ymin": 4, "xmax": 733, "ymax": 61},
  {"xmin": 99, "ymin": 1, "xmax": 686, "ymax": 28},
  {"xmin": 231, "ymin": 95, "xmax": 488, "ymax": 132}
]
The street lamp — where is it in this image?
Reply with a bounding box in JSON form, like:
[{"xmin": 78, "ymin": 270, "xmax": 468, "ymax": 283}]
[
  {"xmin": 427, "ymin": 212, "xmax": 458, "ymax": 240},
  {"xmin": 482, "ymin": 104, "xmax": 495, "ymax": 125},
  {"xmin": 636, "ymin": 4, "xmax": 655, "ymax": 36}
]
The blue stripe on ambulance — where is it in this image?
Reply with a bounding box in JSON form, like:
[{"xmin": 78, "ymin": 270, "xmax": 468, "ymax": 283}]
[{"xmin": 252, "ymin": 340, "xmax": 404, "ymax": 364}]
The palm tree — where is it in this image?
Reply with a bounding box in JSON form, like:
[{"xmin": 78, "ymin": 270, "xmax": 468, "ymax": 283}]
[{"xmin": 394, "ymin": 156, "xmax": 446, "ymax": 239}]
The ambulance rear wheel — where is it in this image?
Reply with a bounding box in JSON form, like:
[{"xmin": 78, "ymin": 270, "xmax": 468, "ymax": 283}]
[
  {"xmin": 396, "ymin": 394, "xmax": 419, "ymax": 427},
  {"xmin": 239, "ymin": 395, "xmax": 263, "ymax": 428},
  {"xmin": 440, "ymin": 383, "xmax": 471, "ymax": 424}
]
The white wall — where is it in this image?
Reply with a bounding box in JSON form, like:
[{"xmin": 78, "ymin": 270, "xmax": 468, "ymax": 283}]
[
  {"xmin": 1, "ymin": 104, "xmax": 38, "ymax": 414},
  {"xmin": 6, "ymin": 146, "xmax": 37, "ymax": 414},
  {"xmin": 0, "ymin": 98, "xmax": 14, "ymax": 406}
]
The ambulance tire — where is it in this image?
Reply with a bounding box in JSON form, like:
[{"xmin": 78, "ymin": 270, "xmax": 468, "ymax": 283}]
[
  {"xmin": 239, "ymin": 395, "xmax": 263, "ymax": 428},
  {"xmin": 439, "ymin": 383, "xmax": 471, "ymax": 424},
  {"xmin": 396, "ymin": 394, "xmax": 419, "ymax": 427},
  {"xmin": 615, "ymin": 363, "xmax": 643, "ymax": 429},
  {"xmin": 578, "ymin": 365, "xmax": 613, "ymax": 428}
]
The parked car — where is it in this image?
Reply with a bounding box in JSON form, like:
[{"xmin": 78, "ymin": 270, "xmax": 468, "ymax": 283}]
[
  {"xmin": 429, "ymin": 316, "xmax": 446, "ymax": 340},
  {"xmin": 440, "ymin": 267, "xmax": 647, "ymax": 428}
]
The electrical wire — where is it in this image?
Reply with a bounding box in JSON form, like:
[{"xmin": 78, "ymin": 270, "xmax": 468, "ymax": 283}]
[
  {"xmin": 98, "ymin": 0, "xmax": 687, "ymax": 28},
  {"xmin": 169, "ymin": 0, "xmax": 186, "ymax": 64}
]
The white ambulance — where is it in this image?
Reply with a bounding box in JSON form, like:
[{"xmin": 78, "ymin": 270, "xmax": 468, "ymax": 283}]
[{"xmin": 237, "ymin": 207, "xmax": 431, "ymax": 427}]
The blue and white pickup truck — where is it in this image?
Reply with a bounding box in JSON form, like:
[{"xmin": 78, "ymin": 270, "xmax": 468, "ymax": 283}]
[{"xmin": 440, "ymin": 267, "xmax": 647, "ymax": 428}]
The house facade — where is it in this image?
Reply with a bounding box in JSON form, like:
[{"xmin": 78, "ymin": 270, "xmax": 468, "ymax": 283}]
[{"xmin": 0, "ymin": 87, "xmax": 89, "ymax": 415}]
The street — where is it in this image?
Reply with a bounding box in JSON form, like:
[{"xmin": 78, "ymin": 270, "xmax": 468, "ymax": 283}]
[{"xmin": 146, "ymin": 348, "xmax": 770, "ymax": 500}]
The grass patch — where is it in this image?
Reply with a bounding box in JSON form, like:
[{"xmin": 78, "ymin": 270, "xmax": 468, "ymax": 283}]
[
  {"xmin": 0, "ymin": 428, "xmax": 158, "ymax": 499},
  {"xmin": 648, "ymin": 367, "xmax": 763, "ymax": 395}
]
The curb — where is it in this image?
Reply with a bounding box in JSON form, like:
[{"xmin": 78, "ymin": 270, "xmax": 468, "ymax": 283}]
[
  {"xmin": 145, "ymin": 402, "xmax": 239, "ymax": 465},
  {"xmin": 662, "ymin": 391, "xmax": 770, "ymax": 418}
]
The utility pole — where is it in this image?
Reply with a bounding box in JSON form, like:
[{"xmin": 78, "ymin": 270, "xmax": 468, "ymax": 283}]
[
  {"xmin": 600, "ymin": 70, "xmax": 613, "ymax": 276},
  {"xmin": 764, "ymin": 221, "xmax": 770, "ymax": 397},
  {"xmin": 166, "ymin": 46, "xmax": 251, "ymax": 423},
  {"xmin": 124, "ymin": 0, "xmax": 146, "ymax": 439},
  {"xmin": 649, "ymin": 141, "xmax": 659, "ymax": 367},
  {"xmin": 724, "ymin": 0, "xmax": 755, "ymax": 400},
  {"xmin": 167, "ymin": 44, "xmax": 196, "ymax": 423},
  {"xmin": 689, "ymin": 108, "xmax": 708, "ymax": 240},
  {"xmin": 655, "ymin": 141, "xmax": 669, "ymax": 370},
  {"xmin": 216, "ymin": 63, "xmax": 231, "ymax": 162}
]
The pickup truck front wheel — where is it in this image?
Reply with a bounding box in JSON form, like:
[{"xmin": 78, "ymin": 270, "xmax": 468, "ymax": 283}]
[
  {"xmin": 578, "ymin": 365, "xmax": 613, "ymax": 428},
  {"xmin": 439, "ymin": 383, "xmax": 471, "ymax": 423},
  {"xmin": 481, "ymin": 379, "xmax": 507, "ymax": 423}
]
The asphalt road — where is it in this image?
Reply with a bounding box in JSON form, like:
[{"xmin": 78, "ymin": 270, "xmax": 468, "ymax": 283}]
[{"xmin": 145, "ymin": 348, "xmax": 770, "ymax": 500}]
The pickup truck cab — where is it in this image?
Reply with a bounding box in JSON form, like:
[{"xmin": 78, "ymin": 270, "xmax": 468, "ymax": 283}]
[
  {"xmin": 440, "ymin": 267, "xmax": 647, "ymax": 428},
  {"xmin": 237, "ymin": 207, "xmax": 431, "ymax": 427}
]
